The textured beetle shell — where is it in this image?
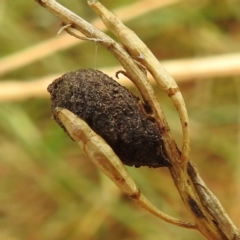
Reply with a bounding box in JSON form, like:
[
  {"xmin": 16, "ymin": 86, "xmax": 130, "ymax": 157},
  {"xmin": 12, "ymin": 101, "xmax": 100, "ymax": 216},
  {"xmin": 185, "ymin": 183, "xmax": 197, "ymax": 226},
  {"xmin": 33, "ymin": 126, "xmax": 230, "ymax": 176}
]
[{"xmin": 47, "ymin": 68, "xmax": 170, "ymax": 168}]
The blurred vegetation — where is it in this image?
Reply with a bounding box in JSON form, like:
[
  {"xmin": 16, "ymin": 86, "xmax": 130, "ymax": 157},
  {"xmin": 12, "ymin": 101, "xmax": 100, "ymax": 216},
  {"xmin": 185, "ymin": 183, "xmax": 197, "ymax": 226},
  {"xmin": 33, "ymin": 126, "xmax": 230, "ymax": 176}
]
[{"xmin": 0, "ymin": 0, "xmax": 240, "ymax": 239}]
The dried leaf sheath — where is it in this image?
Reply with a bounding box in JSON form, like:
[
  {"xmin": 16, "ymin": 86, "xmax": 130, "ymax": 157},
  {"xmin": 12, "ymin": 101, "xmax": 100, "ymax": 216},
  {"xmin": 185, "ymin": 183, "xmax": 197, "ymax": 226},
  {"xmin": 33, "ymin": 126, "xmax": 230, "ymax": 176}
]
[
  {"xmin": 55, "ymin": 108, "xmax": 196, "ymax": 229},
  {"xmin": 48, "ymin": 68, "xmax": 170, "ymax": 168}
]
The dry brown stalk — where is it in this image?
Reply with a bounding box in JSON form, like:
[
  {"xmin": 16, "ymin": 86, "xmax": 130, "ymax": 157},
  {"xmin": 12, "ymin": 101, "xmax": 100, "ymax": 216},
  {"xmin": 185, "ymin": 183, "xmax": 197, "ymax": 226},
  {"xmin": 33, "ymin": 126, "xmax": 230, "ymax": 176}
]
[{"xmin": 34, "ymin": 0, "xmax": 240, "ymax": 239}]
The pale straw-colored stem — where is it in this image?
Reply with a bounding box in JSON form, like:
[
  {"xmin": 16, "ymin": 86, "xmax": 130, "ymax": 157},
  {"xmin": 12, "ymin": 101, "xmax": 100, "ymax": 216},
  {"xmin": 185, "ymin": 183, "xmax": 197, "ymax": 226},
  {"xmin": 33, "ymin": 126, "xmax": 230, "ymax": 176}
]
[
  {"xmin": 0, "ymin": 0, "xmax": 179, "ymax": 77},
  {"xmin": 1, "ymin": 53, "xmax": 240, "ymax": 102}
]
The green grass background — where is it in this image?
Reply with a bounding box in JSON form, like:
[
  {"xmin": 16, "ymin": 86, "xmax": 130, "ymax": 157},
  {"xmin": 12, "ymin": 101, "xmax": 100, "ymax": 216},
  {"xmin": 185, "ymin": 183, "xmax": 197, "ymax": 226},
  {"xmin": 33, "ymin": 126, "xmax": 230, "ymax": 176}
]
[{"xmin": 0, "ymin": 0, "xmax": 240, "ymax": 239}]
